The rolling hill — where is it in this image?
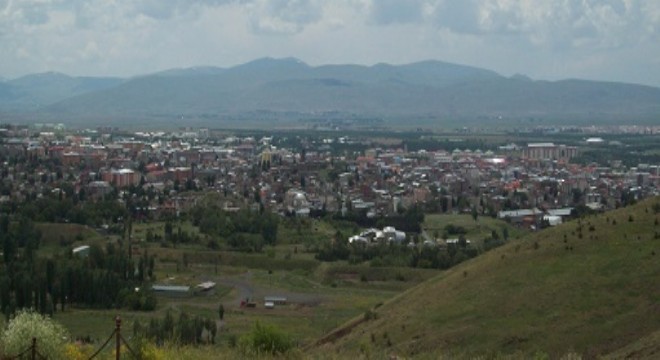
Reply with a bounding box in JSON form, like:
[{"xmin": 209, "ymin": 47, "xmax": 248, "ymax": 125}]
[
  {"xmin": 1, "ymin": 58, "xmax": 659, "ymax": 126},
  {"xmin": 313, "ymin": 197, "xmax": 660, "ymax": 359},
  {"xmin": 0, "ymin": 72, "xmax": 123, "ymax": 111}
]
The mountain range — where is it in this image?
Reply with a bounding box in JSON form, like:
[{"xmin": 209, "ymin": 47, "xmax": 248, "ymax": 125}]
[{"xmin": 1, "ymin": 58, "xmax": 659, "ymax": 126}]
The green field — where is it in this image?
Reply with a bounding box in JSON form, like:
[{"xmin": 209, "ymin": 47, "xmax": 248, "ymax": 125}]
[
  {"xmin": 423, "ymin": 213, "xmax": 526, "ymax": 247},
  {"xmin": 26, "ymin": 219, "xmax": 441, "ymax": 356}
]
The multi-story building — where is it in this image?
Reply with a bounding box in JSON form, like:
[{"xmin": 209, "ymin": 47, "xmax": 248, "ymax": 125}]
[{"xmin": 522, "ymin": 143, "xmax": 578, "ymax": 162}]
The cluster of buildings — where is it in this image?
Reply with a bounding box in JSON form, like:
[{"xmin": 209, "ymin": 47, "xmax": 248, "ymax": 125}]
[
  {"xmin": 348, "ymin": 226, "xmax": 407, "ymax": 245},
  {"xmin": 0, "ymin": 124, "xmax": 658, "ymax": 232}
]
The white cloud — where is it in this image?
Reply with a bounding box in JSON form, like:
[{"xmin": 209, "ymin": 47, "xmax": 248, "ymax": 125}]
[
  {"xmin": 368, "ymin": 0, "xmax": 425, "ymax": 25},
  {"xmin": 247, "ymin": 0, "xmax": 324, "ymax": 35}
]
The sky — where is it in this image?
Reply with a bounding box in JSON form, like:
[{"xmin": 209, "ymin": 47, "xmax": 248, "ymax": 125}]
[{"xmin": 1, "ymin": 0, "xmax": 659, "ymax": 87}]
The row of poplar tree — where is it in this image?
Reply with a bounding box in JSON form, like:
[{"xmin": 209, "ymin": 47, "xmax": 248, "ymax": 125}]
[
  {"xmin": 0, "ymin": 214, "xmax": 157, "ymax": 320},
  {"xmin": 133, "ymin": 310, "xmax": 218, "ymax": 345}
]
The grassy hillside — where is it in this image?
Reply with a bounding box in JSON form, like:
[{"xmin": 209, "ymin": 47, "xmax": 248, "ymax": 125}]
[{"xmin": 313, "ymin": 197, "xmax": 660, "ymax": 358}]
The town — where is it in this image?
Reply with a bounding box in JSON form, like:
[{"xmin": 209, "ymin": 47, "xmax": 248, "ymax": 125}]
[
  {"xmin": 2, "ymin": 124, "xmax": 658, "ymax": 235},
  {"xmin": 0, "ymin": 123, "xmax": 659, "ymax": 358}
]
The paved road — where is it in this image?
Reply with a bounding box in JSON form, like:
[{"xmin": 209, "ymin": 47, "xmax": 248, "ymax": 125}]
[{"xmin": 215, "ymin": 271, "xmax": 325, "ymax": 307}]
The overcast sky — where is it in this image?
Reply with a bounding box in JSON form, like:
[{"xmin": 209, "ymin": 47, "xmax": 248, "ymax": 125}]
[{"xmin": 1, "ymin": 0, "xmax": 659, "ymax": 86}]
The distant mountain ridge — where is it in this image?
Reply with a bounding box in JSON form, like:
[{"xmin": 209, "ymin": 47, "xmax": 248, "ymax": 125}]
[
  {"xmin": 2, "ymin": 58, "xmax": 659, "ymax": 125},
  {"xmin": 0, "ymin": 72, "xmax": 123, "ymax": 111}
]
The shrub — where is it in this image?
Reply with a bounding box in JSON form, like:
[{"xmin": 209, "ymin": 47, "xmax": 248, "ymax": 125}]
[
  {"xmin": 63, "ymin": 343, "xmax": 94, "ymax": 360},
  {"xmin": 227, "ymin": 333, "xmax": 238, "ymax": 348},
  {"xmin": 444, "ymin": 224, "xmax": 467, "ymax": 235},
  {"xmin": 1, "ymin": 310, "xmax": 69, "ymax": 360},
  {"xmin": 364, "ymin": 310, "xmax": 378, "ymax": 321},
  {"xmin": 130, "ymin": 336, "xmax": 165, "ymax": 360},
  {"xmin": 238, "ymin": 321, "xmax": 293, "ymax": 355},
  {"xmin": 206, "ymin": 239, "xmax": 219, "ymax": 250}
]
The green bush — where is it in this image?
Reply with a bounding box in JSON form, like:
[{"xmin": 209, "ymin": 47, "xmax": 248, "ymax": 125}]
[
  {"xmin": 238, "ymin": 321, "xmax": 293, "ymax": 355},
  {"xmin": 364, "ymin": 309, "xmax": 378, "ymax": 321},
  {"xmin": 1, "ymin": 310, "xmax": 69, "ymax": 360}
]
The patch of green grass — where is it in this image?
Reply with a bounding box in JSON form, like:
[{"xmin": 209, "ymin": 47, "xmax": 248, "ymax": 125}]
[
  {"xmin": 423, "ymin": 213, "xmax": 526, "ymax": 246},
  {"xmin": 36, "ymin": 222, "xmax": 108, "ymax": 257},
  {"xmin": 53, "ymin": 309, "xmax": 156, "ymax": 341}
]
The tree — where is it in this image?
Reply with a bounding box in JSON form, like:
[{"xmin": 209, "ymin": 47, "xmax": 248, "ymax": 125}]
[
  {"xmin": 2, "ymin": 231, "xmax": 16, "ymax": 264},
  {"xmin": 254, "ymin": 189, "xmax": 261, "ymax": 204},
  {"xmin": 572, "ymin": 188, "xmax": 583, "ymax": 205},
  {"xmin": 1, "ymin": 310, "xmax": 69, "ymax": 360},
  {"xmin": 162, "ymin": 310, "xmax": 174, "ymax": 340},
  {"xmin": 206, "ymin": 319, "xmax": 217, "ymax": 344},
  {"xmin": 218, "ymin": 304, "xmax": 225, "ymax": 320},
  {"xmin": 440, "ymin": 196, "xmax": 449, "ymax": 213},
  {"xmin": 164, "ymin": 221, "xmax": 173, "ymax": 241},
  {"xmin": 458, "ymin": 234, "xmax": 467, "ymax": 248}
]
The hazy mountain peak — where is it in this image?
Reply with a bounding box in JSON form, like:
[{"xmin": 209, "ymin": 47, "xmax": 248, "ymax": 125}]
[
  {"xmin": 402, "ymin": 59, "xmax": 501, "ymax": 76},
  {"xmin": 10, "ymin": 71, "xmax": 72, "ymax": 84},
  {"xmin": 510, "ymin": 73, "xmax": 533, "ymax": 81},
  {"xmin": 236, "ymin": 57, "xmax": 309, "ymax": 70},
  {"xmin": 153, "ymin": 66, "xmax": 226, "ymax": 77}
]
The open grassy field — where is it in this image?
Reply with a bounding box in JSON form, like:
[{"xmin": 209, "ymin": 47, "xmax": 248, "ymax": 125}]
[
  {"xmin": 314, "ymin": 197, "xmax": 660, "ymax": 358},
  {"xmin": 36, "ymin": 222, "xmax": 109, "ymax": 256},
  {"xmin": 50, "ymin": 263, "xmax": 406, "ymax": 349},
  {"xmin": 29, "ymin": 217, "xmax": 443, "ymax": 356},
  {"xmin": 423, "ymin": 213, "xmax": 527, "ymax": 247}
]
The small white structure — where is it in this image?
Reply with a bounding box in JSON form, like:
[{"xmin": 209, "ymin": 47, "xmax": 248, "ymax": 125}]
[
  {"xmin": 381, "ymin": 226, "xmax": 406, "ymax": 243},
  {"xmin": 264, "ymin": 296, "xmax": 286, "ymax": 309},
  {"xmin": 72, "ymin": 245, "xmax": 90, "ymax": 257},
  {"xmin": 422, "ymin": 240, "xmax": 437, "ymax": 247},
  {"xmin": 152, "ymin": 285, "xmax": 191, "ymax": 296},
  {"xmin": 264, "ymin": 296, "xmax": 287, "ymax": 305},
  {"xmin": 196, "ymin": 281, "xmax": 216, "ymax": 292},
  {"xmin": 264, "ymin": 301, "xmax": 275, "ymax": 309},
  {"xmin": 543, "ymin": 215, "xmax": 563, "ymax": 226},
  {"xmin": 349, "ymin": 235, "xmax": 369, "ymax": 244},
  {"xmin": 445, "ymin": 238, "xmax": 471, "ymax": 246},
  {"xmin": 350, "ymin": 226, "xmax": 406, "ymax": 244},
  {"xmin": 284, "ymin": 189, "xmax": 311, "ymax": 217}
]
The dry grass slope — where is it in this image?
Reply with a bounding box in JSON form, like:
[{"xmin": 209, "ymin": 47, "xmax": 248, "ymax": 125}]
[{"xmin": 313, "ymin": 197, "xmax": 660, "ymax": 359}]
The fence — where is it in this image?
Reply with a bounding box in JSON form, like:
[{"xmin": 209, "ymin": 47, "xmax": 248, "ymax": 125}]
[
  {"xmin": 2, "ymin": 316, "xmax": 138, "ymax": 360},
  {"xmin": 2, "ymin": 338, "xmax": 46, "ymax": 360}
]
